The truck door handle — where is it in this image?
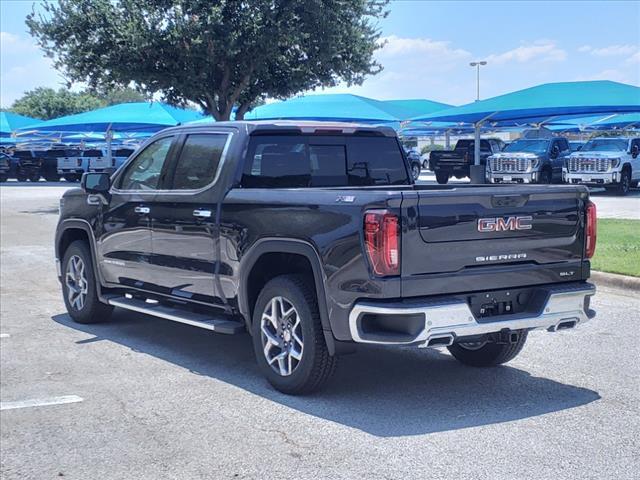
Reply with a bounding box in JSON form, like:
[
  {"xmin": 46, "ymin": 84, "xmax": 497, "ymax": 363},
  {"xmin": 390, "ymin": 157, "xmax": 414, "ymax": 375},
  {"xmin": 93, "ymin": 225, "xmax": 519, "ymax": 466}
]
[
  {"xmin": 134, "ymin": 206, "xmax": 150, "ymax": 214},
  {"xmin": 193, "ymin": 209, "xmax": 212, "ymax": 218}
]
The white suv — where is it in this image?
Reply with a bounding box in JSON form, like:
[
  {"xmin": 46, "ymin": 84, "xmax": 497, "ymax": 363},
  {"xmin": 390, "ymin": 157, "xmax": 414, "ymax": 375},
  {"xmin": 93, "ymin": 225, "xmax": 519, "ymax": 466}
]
[{"xmin": 564, "ymin": 137, "xmax": 640, "ymax": 195}]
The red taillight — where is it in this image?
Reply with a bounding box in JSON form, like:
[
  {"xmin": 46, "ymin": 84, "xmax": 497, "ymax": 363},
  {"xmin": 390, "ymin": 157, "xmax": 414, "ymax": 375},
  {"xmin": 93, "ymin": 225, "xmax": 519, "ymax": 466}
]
[
  {"xmin": 364, "ymin": 210, "xmax": 400, "ymax": 276},
  {"xmin": 585, "ymin": 201, "xmax": 597, "ymax": 259}
]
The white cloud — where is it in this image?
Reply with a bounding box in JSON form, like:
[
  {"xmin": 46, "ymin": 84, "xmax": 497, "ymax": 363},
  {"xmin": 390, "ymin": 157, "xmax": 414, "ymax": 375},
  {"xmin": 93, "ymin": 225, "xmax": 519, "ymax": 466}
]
[
  {"xmin": 580, "ymin": 44, "xmax": 639, "ymax": 57},
  {"xmin": 0, "ymin": 31, "xmax": 39, "ymax": 55},
  {"xmin": 576, "ymin": 69, "xmax": 634, "ymax": 84},
  {"xmin": 0, "ymin": 31, "xmax": 65, "ymax": 107},
  {"xmin": 626, "ymin": 51, "xmax": 640, "ymax": 65},
  {"xmin": 378, "ymin": 35, "xmax": 471, "ymax": 60},
  {"xmin": 487, "ymin": 41, "xmax": 567, "ymax": 65}
]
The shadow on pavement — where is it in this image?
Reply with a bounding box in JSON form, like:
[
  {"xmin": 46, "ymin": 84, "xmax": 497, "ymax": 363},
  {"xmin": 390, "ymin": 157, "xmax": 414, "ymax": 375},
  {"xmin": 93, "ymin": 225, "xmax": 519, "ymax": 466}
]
[{"xmin": 53, "ymin": 310, "xmax": 600, "ymax": 437}]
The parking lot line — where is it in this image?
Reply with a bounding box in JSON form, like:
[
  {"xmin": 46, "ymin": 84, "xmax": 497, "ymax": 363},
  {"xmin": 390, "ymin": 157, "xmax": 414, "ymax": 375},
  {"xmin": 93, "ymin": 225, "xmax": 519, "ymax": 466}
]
[
  {"xmin": 0, "ymin": 333, "xmax": 10, "ymax": 338},
  {"xmin": 0, "ymin": 395, "xmax": 84, "ymax": 411}
]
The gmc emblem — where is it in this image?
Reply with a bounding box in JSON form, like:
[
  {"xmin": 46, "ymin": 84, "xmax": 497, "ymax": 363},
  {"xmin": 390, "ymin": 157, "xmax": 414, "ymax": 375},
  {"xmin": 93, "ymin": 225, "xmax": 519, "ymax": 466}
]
[{"xmin": 478, "ymin": 216, "xmax": 533, "ymax": 232}]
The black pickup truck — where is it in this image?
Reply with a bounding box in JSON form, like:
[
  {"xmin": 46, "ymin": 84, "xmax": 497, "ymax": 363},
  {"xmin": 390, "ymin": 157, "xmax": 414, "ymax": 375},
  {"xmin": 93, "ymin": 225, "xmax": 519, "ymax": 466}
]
[
  {"xmin": 55, "ymin": 121, "xmax": 596, "ymax": 394},
  {"xmin": 430, "ymin": 138, "xmax": 504, "ymax": 184}
]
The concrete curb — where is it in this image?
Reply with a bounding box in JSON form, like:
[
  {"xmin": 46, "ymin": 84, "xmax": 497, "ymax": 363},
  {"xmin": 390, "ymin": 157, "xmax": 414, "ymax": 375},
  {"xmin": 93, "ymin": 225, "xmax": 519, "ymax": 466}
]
[{"xmin": 591, "ymin": 270, "xmax": 640, "ymax": 292}]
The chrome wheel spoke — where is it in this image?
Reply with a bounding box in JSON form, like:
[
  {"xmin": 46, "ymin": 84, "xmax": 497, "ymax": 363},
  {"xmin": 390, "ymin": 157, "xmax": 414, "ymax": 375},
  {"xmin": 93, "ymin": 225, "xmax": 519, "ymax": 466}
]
[
  {"xmin": 260, "ymin": 295, "xmax": 304, "ymax": 377},
  {"xmin": 65, "ymin": 255, "xmax": 88, "ymax": 312}
]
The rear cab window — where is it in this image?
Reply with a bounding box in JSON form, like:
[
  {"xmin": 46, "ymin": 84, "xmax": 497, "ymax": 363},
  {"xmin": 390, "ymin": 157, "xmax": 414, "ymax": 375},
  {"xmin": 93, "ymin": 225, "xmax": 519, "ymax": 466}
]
[{"xmin": 241, "ymin": 135, "xmax": 410, "ymax": 188}]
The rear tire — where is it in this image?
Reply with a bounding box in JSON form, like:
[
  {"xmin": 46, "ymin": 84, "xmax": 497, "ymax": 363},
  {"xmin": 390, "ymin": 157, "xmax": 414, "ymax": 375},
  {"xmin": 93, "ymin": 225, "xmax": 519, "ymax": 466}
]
[
  {"xmin": 28, "ymin": 173, "xmax": 41, "ymax": 182},
  {"xmin": 44, "ymin": 173, "xmax": 60, "ymax": 182},
  {"xmin": 61, "ymin": 240, "xmax": 113, "ymax": 324},
  {"xmin": 0, "ymin": 174, "xmax": 7, "ymax": 182},
  {"xmin": 64, "ymin": 174, "xmax": 80, "ymax": 182},
  {"xmin": 16, "ymin": 173, "xmax": 27, "ymax": 182},
  {"xmin": 435, "ymin": 171, "xmax": 449, "ymax": 184},
  {"xmin": 251, "ymin": 274, "xmax": 336, "ymax": 395},
  {"xmin": 447, "ymin": 331, "xmax": 528, "ymax": 367}
]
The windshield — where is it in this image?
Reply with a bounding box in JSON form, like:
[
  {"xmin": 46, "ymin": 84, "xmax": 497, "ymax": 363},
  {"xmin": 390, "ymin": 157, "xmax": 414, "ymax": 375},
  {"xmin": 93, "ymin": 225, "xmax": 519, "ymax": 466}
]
[
  {"xmin": 503, "ymin": 139, "xmax": 549, "ymax": 154},
  {"xmin": 580, "ymin": 139, "xmax": 628, "ymax": 152}
]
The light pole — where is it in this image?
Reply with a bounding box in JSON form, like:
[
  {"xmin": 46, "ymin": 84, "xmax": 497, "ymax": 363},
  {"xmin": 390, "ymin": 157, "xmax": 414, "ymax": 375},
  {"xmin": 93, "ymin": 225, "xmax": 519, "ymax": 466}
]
[
  {"xmin": 469, "ymin": 61, "xmax": 487, "ymax": 101},
  {"xmin": 469, "ymin": 61, "xmax": 487, "ymax": 183}
]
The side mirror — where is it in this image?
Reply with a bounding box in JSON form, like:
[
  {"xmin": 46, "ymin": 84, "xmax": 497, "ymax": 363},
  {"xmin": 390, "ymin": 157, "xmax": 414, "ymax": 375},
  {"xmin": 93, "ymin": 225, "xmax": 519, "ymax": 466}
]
[
  {"xmin": 632, "ymin": 145, "xmax": 639, "ymax": 158},
  {"xmin": 81, "ymin": 172, "xmax": 110, "ymax": 194}
]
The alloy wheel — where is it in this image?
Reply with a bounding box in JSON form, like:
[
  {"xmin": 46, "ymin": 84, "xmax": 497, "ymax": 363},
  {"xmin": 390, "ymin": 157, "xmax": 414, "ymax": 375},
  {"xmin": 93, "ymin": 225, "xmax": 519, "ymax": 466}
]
[
  {"xmin": 65, "ymin": 255, "xmax": 88, "ymax": 311},
  {"xmin": 260, "ymin": 296, "xmax": 304, "ymax": 377}
]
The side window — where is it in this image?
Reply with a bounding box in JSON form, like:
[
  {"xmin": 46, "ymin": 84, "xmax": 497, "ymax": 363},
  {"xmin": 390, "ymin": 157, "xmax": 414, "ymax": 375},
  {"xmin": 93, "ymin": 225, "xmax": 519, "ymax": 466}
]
[
  {"xmin": 171, "ymin": 134, "xmax": 228, "ymax": 190},
  {"xmin": 558, "ymin": 138, "xmax": 569, "ymax": 151},
  {"xmin": 118, "ymin": 136, "xmax": 174, "ymax": 191}
]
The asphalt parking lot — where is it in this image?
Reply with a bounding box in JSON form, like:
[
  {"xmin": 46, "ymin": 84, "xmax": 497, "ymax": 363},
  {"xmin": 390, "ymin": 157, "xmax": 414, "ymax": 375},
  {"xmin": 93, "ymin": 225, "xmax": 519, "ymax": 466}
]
[{"xmin": 1, "ymin": 182, "xmax": 639, "ymax": 479}]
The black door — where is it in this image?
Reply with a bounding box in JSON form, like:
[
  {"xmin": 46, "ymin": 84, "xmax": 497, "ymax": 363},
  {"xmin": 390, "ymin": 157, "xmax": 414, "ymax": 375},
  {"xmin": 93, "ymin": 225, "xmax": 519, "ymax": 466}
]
[
  {"xmin": 97, "ymin": 134, "xmax": 176, "ymax": 289},
  {"xmin": 148, "ymin": 131, "xmax": 232, "ymax": 305}
]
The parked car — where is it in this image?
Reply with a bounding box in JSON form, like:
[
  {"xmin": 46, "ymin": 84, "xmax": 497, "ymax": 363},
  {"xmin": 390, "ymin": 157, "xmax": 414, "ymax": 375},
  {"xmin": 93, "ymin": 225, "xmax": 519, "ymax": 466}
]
[
  {"xmin": 0, "ymin": 153, "xmax": 11, "ymax": 182},
  {"xmin": 564, "ymin": 137, "xmax": 640, "ymax": 195},
  {"xmin": 430, "ymin": 138, "xmax": 504, "ymax": 184},
  {"xmin": 487, "ymin": 137, "xmax": 571, "ymax": 184},
  {"xmin": 404, "ymin": 147, "xmax": 422, "ymax": 180},
  {"xmin": 54, "ymin": 147, "xmax": 86, "ymax": 182},
  {"xmin": 56, "ymin": 121, "xmax": 597, "ymax": 394},
  {"xmin": 12, "ymin": 149, "xmax": 42, "ymax": 182}
]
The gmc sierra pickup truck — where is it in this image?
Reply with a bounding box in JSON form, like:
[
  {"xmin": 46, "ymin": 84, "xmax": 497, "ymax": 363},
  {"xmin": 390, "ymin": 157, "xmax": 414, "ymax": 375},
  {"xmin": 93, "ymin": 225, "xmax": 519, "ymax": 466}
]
[
  {"xmin": 55, "ymin": 121, "xmax": 597, "ymax": 394},
  {"xmin": 430, "ymin": 138, "xmax": 505, "ymax": 184}
]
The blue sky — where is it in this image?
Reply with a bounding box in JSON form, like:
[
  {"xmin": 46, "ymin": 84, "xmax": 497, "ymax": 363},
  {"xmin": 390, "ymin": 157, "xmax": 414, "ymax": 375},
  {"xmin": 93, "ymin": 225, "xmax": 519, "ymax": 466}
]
[{"xmin": 1, "ymin": 0, "xmax": 639, "ymax": 108}]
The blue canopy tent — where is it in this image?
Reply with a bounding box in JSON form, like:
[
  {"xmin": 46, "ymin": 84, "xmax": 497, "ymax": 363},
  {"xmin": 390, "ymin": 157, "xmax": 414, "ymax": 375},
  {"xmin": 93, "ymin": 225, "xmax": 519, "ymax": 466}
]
[
  {"xmin": 0, "ymin": 112, "xmax": 42, "ymax": 135},
  {"xmin": 243, "ymin": 94, "xmax": 416, "ymax": 123},
  {"xmin": 19, "ymin": 102, "xmax": 203, "ymax": 133},
  {"xmin": 17, "ymin": 102, "xmax": 203, "ymax": 163},
  {"xmin": 383, "ymin": 99, "xmax": 453, "ymax": 118},
  {"xmin": 548, "ymin": 113, "xmax": 640, "ymax": 132},
  {"xmin": 411, "ymin": 81, "xmax": 640, "ymax": 181}
]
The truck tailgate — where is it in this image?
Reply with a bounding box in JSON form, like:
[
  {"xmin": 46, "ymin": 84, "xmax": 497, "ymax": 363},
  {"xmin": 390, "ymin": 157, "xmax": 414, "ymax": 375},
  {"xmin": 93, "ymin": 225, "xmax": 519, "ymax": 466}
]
[{"xmin": 400, "ymin": 186, "xmax": 589, "ymax": 296}]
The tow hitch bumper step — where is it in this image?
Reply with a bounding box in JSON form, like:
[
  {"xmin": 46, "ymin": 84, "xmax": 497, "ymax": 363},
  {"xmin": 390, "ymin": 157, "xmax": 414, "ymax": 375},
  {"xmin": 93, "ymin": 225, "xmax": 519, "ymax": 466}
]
[{"xmin": 349, "ymin": 283, "xmax": 596, "ymax": 347}]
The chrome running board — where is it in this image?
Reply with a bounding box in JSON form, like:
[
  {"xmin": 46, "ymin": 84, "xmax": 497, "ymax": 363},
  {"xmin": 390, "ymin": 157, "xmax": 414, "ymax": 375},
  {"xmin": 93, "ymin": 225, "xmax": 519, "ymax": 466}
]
[{"xmin": 108, "ymin": 296, "xmax": 245, "ymax": 334}]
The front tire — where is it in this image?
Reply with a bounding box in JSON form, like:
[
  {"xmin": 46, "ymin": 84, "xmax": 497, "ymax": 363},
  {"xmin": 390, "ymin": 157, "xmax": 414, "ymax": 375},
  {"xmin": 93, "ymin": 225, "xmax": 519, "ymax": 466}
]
[
  {"xmin": 61, "ymin": 240, "xmax": 113, "ymax": 324},
  {"xmin": 447, "ymin": 331, "xmax": 528, "ymax": 367},
  {"xmin": 435, "ymin": 171, "xmax": 449, "ymax": 184},
  {"xmin": 614, "ymin": 168, "xmax": 631, "ymax": 196},
  {"xmin": 251, "ymin": 275, "xmax": 336, "ymax": 395}
]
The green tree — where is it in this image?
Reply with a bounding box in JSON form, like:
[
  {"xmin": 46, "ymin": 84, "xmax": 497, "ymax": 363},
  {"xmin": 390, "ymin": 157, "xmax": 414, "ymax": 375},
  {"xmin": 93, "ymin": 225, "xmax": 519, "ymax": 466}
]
[
  {"xmin": 9, "ymin": 87, "xmax": 104, "ymax": 120},
  {"xmin": 27, "ymin": 0, "xmax": 388, "ymax": 120},
  {"xmin": 100, "ymin": 87, "xmax": 149, "ymax": 105}
]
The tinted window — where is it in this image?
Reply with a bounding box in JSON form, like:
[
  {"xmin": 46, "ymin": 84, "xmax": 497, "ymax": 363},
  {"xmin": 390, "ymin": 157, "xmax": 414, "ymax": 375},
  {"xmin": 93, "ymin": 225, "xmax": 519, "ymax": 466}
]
[
  {"xmin": 241, "ymin": 135, "xmax": 408, "ymax": 188},
  {"xmin": 83, "ymin": 149, "xmax": 104, "ymax": 157},
  {"xmin": 118, "ymin": 136, "xmax": 173, "ymax": 191},
  {"xmin": 347, "ymin": 137, "xmax": 408, "ymax": 185},
  {"xmin": 171, "ymin": 134, "xmax": 228, "ymax": 190}
]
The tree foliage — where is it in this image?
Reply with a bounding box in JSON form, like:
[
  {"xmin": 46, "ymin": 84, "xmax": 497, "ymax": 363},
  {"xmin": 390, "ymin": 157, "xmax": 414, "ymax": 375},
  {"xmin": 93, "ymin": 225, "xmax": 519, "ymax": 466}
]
[
  {"xmin": 8, "ymin": 86, "xmax": 149, "ymax": 120},
  {"xmin": 27, "ymin": 0, "xmax": 388, "ymax": 120},
  {"xmin": 9, "ymin": 87, "xmax": 104, "ymax": 120}
]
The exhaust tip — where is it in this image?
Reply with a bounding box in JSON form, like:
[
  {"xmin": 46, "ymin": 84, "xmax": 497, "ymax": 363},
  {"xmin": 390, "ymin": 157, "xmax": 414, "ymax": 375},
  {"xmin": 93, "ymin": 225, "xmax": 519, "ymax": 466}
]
[
  {"xmin": 548, "ymin": 319, "xmax": 578, "ymax": 332},
  {"xmin": 426, "ymin": 334, "xmax": 455, "ymax": 348}
]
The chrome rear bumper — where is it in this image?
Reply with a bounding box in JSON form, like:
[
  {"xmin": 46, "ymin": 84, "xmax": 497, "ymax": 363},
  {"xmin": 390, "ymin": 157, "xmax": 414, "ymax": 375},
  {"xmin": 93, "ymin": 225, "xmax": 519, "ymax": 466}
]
[{"xmin": 348, "ymin": 283, "xmax": 595, "ymax": 347}]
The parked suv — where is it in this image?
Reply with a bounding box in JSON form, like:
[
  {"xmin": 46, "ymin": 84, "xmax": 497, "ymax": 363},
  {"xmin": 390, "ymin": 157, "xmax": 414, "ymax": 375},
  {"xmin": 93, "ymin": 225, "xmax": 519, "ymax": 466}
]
[
  {"xmin": 56, "ymin": 121, "xmax": 596, "ymax": 394},
  {"xmin": 564, "ymin": 137, "xmax": 640, "ymax": 195},
  {"xmin": 430, "ymin": 138, "xmax": 504, "ymax": 184},
  {"xmin": 487, "ymin": 137, "xmax": 571, "ymax": 184}
]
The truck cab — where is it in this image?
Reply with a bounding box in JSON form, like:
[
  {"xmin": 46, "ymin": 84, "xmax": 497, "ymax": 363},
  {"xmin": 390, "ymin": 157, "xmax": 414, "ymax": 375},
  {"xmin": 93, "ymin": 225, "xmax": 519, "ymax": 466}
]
[
  {"xmin": 487, "ymin": 137, "xmax": 571, "ymax": 184},
  {"xmin": 564, "ymin": 137, "xmax": 640, "ymax": 195}
]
